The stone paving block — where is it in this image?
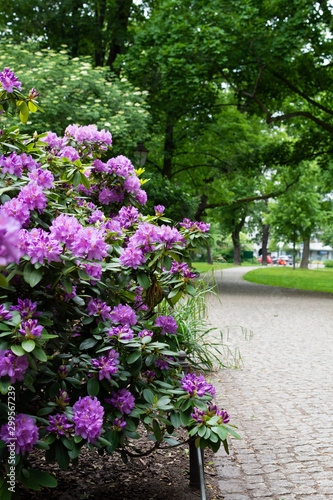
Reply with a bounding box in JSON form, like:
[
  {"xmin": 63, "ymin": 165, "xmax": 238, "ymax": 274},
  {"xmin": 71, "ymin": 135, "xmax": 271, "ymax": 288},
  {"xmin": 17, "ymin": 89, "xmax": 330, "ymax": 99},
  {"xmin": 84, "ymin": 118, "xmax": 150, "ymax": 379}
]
[
  {"xmin": 218, "ymin": 480, "xmax": 246, "ymax": 493},
  {"xmin": 315, "ymin": 479, "xmax": 333, "ymax": 494},
  {"xmin": 221, "ymin": 495, "xmax": 252, "ymax": 500}
]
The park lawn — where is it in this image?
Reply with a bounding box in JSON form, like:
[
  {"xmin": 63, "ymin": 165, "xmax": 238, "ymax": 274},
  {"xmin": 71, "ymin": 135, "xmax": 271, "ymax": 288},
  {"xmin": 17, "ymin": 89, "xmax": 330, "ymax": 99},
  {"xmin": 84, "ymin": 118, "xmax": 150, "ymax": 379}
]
[
  {"xmin": 192, "ymin": 262, "xmax": 234, "ymax": 273},
  {"xmin": 243, "ymin": 267, "xmax": 333, "ymax": 293}
]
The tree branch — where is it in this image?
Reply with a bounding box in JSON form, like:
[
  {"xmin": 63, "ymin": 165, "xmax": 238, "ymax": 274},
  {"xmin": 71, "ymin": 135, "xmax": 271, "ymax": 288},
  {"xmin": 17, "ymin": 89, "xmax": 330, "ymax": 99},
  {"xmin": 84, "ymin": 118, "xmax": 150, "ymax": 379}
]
[{"xmin": 269, "ymin": 69, "xmax": 333, "ymax": 118}]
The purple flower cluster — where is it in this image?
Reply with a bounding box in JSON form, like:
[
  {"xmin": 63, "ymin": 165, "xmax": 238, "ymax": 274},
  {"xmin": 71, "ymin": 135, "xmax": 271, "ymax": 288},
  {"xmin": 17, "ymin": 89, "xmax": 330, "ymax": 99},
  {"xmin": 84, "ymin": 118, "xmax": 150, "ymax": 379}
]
[
  {"xmin": 113, "ymin": 417, "xmax": 126, "ymax": 431},
  {"xmin": 110, "ymin": 304, "xmax": 137, "ymax": 326},
  {"xmin": 0, "ymin": 414, "xmax": 39, "ymax": 455},
  {"xmin": 0, "ymin": 349, "xmax": 29, "ymax": 383},
  {"xmin": 0, "ymin": 152, "xmax": 23, "ymax": 177},
  {"xmin": 18, "ymin": 228, "xmax": 62, "ymax": 264},
  {"xmin": 49, "ymin": 214, "xmax": 82, "ymax": 247},
  {"xmin": 0, "ymin": 213, "xmax": 21, "ymax": 266},
  {"xmin": 1, "ymin": 197, "xmax": 30, "ymax": 226},
  {"xmin": 65, "ymin": 124, "xmax": 112, "ymax": 150},
  {"xmin": 72, "ymin": 396, "xmax": 104, "ymax": 443},
  {"xmin": 18, "ymin": 319, "xmax": 43, "ymax": 339},
  {"xmin": 91, "ymin": 349, "xmax": 120, "ymax": 380},
  {"xmin": 46, "ymin": 413, "xmax": 73, "ymax": 435},
  {"xmin": 191, "ymin": 404, "xmax": 230, "ymax": 425},
  {"xmin": 138, "ymin": 329, "xmax": 153, "ymax": 339},
  {"xmin": 0, "ymin": 304, "xmax": 12, "ymax": 321},
  {"xmin": 154, "ymin": 205, "xmax": 165, "ymax": 216},
  {"xmin": 155, "ymin": 355, "xmax": 174, "ymax": 371},
  {"xmin": 0, "ymin": 68, "xmax": 22, "ymax": 93},
  {"xmin": 120, "ymin": 222, "xmax": 183, "ymax": 269},
  {"xmin": 107, "ymin": 155, "xmax": 134, "ymax": 177},
  {"xmin": 70, "ymin": 226, "xmax": 109, "ymax": 261},
  {"xmin": 207, "ymin": 404, "xmax": 230, "ymax": 424},
  {"xmin": 58, "ymin": 365, "xmax": 68, "ymax": 379},
  {"xmin": 99, "ymin": 186, "xmax": 124, "ymax": 205},
  {"xmin": 50, "ymin": 215, "xmax": 109, "ymax": 261},
  {"xmin": 27, "ymin": 168, "xmax": 54, "ymax": 189},
  {"xmin": 170, "ymin": 261, "xmax": 196, "ymax": 279},
  {"xmin": 10, "ymin": 298, "xmax": 40, "ymax": 319},
  {"xmin": 87, "ymin": 299, "xmax": 111, "ymax": 322},
  {"xmin": 116, "ymin": 206, "xmax": 139, "ymax": 229},
  {"xmin": 179, "ymin": 218, "xmax": 210, "ymax": 233},
  {"xmin": 107, "ymin": 325, "xmax": 134, "ymax": 341},
  {"xmin": 143, "ymin": 370, "xmax": 156, "ymax": 382},
  {"xmin": 181, "ymin": 373, "xmax": 216, "ymax": 398},
  {"xmin": 56, "ymin": 390, "xmax": 70, "ymax": 408},
  {"xmin": 106, "ymin": 388, "xmax": 135, "ymax": 415},
  {"xmin": 191, "ymin": 407, "xmax": 206, "ymax": 424},
  {"xmin": 18, "ymin": 183, "xmax": 47, "ymax": 213},
  {"xmin": 81, "ymin": 263, "xmax": 103, "ymax": 283},
  {"xmin": 154, "ymin": 315, "xmax": 178, "ymax": 335}
]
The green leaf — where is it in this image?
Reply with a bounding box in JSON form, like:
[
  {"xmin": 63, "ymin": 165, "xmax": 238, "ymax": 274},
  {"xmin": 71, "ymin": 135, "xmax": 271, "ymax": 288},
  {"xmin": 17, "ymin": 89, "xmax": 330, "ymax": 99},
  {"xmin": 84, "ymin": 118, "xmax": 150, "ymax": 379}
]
[
  {"xmin": 80, "ymin": 172, "xmax": 90, "ymax": 189},
  {"xmin": 73, "ymin": 171, "xmax": 81, "ymax": 187},
  {"xmin": 143, "ymin": 388, "xmax": 155, "ymax": 404},
  {"xmin": 127, "ymin": 351, "xmax": 142, "ymax": 364},
  {"xmin": 87, "ymin": 377, "xmax": 100, "ymax": 396},
  {"xmin": 30, "ymin": 469, "xmax": 57, "ymax": 488},
  {"xmin": 79, "ymin": 338, "xmax": 98, "ymax": 350},
  {"xmin": 0, "ymin": 274, "xmax": 9, "ymax": 288},
  {"xmin": 28, "ymin": 101, "xmax": 38, "ymax": 113},
  {"xmin": 63, "ymin": 278, "xmax": 73, "ymax": 295},
  {"xmin": 55, "ymin": 440, "xmax": 70, "ymax": 470},
  {"xmin": 11, "ymin": 344, "xmax": 25, "ymax": 357},
  {"xmin": 19, "ymin": 101, "xmax": 29, "ymax": 123},
  {"xmin": 152, "ymin": 419, "xmax": 162, "ymax": 441},
  {"xmin": 22, "ymin": 339, "xmax": 35, "ymax": 352},
  {"xmin": 136, "ymin": 271, "xmax": 151, "ymax": 290},
  {"xmin": 0, "ymin": 379, "xmax": 11, "ymax": 395},
  {"xmin": 37, "ymin": 407, "xmax": 55, "ymax": 416},
  {"xmin": 23, "ymin": 263, "xmax": 43, "ymax": 287},
  {"xmin": 185, "ymin": 284, "xmax": 196, "ymax": 296},
  {"xmin": 214, "ymin": 425, "xmax": 228, "ymax": 441},
  {"xmin": 170, "ymin": 412, "xmax": 182, "ymax": 428},
  {"xmin": 225, "ymin": 426, "xmax": 241, "ymax": 439},
  {"xmin": 32, "ymin": 346, "xmax": 48, "ymax": 362}
]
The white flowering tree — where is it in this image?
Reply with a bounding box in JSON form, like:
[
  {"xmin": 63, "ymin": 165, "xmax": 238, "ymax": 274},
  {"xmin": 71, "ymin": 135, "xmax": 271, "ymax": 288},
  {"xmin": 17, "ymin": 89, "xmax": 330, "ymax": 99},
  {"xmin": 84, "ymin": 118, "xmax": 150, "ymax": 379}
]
[{"xmin": 0, "ymin": 68, "xmax": 239, "ymax": 497}]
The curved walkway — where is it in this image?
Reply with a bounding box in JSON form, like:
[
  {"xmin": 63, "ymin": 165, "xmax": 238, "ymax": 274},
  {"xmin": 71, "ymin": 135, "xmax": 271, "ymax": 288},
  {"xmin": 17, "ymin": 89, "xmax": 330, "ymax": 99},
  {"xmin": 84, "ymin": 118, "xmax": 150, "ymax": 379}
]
[{"xmin": 207, "ymin": 267, "xmax": 333, "ymax": 500}]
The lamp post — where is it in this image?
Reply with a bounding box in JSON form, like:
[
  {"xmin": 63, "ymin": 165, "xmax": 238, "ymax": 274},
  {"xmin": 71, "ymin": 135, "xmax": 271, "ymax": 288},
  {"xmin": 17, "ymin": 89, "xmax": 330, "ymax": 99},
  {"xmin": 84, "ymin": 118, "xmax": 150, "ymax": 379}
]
[{"xmin": 133, "ymin": 142, "xmax": 148, "ymax": 167}]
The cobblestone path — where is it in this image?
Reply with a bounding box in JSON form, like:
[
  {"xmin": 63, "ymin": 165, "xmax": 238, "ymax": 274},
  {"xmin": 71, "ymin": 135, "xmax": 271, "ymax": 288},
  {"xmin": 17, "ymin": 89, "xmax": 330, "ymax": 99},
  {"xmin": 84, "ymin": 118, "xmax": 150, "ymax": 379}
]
[{"xmin": 207, "ymin": 267, "xmax": 333, "ymax": 500}]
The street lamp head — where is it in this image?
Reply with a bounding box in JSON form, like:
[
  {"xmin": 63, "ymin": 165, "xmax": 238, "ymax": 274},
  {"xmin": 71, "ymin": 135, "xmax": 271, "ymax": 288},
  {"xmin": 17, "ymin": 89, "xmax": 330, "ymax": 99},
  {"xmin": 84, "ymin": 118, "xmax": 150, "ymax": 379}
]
[{"xmin": 133, "ymin": 142, "xmax": 148, "ymax": 167}]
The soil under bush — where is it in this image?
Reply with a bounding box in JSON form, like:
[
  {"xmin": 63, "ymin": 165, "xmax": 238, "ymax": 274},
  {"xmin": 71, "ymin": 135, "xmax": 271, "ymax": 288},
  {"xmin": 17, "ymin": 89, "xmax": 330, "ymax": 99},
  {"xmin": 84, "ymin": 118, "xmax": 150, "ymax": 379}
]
[{"xmin": 18, "ymin": 429, "xmax": 224, "ymax": 500}]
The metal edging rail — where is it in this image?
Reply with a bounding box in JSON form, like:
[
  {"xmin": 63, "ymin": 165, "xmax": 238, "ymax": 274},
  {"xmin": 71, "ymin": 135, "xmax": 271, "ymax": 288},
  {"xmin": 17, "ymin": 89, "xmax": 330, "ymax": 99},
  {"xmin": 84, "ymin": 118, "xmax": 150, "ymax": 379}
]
[{"xmin": 178, "ymin": 350, "xmax": 206, "ymax": 500}]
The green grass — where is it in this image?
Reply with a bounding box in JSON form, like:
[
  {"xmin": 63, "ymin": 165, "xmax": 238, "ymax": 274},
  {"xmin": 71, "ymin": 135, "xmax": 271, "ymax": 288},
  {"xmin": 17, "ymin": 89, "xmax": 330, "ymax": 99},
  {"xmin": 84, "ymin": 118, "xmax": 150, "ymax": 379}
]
[
  {"xmin": 192, "ymin": 262, "xmax": 233, "ymax": 273},
  {"xmin": 192, "ymin": 261, "xmax": 258, "ymax": 273},
  {"xmin": 243, "ymin": 267, "xmax": 333, "ymax": 293}
]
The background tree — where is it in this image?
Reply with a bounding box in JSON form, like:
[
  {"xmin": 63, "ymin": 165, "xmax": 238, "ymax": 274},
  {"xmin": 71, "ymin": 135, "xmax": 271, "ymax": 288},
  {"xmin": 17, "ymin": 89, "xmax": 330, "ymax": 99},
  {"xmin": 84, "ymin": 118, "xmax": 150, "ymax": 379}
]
[
  {"xmin": 266, "ymin": 164, "xmax": 323, "ymax": 269},
  {"xmin": 0, "ymin": 42, "xmax": 149, "ymax": 155}
]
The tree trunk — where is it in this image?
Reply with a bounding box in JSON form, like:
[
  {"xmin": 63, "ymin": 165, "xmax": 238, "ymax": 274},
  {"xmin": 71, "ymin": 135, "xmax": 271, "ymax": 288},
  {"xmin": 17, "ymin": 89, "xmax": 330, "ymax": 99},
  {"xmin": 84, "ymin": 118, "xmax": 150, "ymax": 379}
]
[
  {"xmin": 195, "ymin": 194, "xmax": 208, "ymax": 221},
  {"xmin": 261, "ymin": 224, "xmax": 270, "ymax": 265},
  {"xmin": 292, "ymin": 235, "xmax": 296, "ymax": 270},
  {"xmin": 232, "ymin": 216, "xmax": 246, "ymax": 266},
  {"xmin": 300, "ymin": 237, "xmax": 310, "ymax": 269},
  {"xmin": 106, "ymin": 0, "xmax": 133, "ymax": 70},
  {"xmin": 232, "ymin": 230, "xmax": 242, "ymax": 265},
  {"xmin": 206, "ymin": 244, "xmax": 213, "ymax": 264},
  {"xmin": 94, "ymin": 0, "xmax": 107, "ymax": 67}
]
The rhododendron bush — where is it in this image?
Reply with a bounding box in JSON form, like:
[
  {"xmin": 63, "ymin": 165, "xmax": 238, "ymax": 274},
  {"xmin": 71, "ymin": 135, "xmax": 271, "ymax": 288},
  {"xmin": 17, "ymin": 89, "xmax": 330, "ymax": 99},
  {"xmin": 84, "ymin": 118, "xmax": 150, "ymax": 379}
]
[{"xmin": 0, "ymin": 69, "xmax": 239, "ymax": 496}]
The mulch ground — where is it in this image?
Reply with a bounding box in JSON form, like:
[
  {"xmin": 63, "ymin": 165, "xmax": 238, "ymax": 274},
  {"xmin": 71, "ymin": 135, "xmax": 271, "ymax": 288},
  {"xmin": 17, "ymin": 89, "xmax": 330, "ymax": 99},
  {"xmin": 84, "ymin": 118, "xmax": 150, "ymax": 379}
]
[{"xmin": 19, "ymin": 429, "xmax": 225, "ymax": 500}]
